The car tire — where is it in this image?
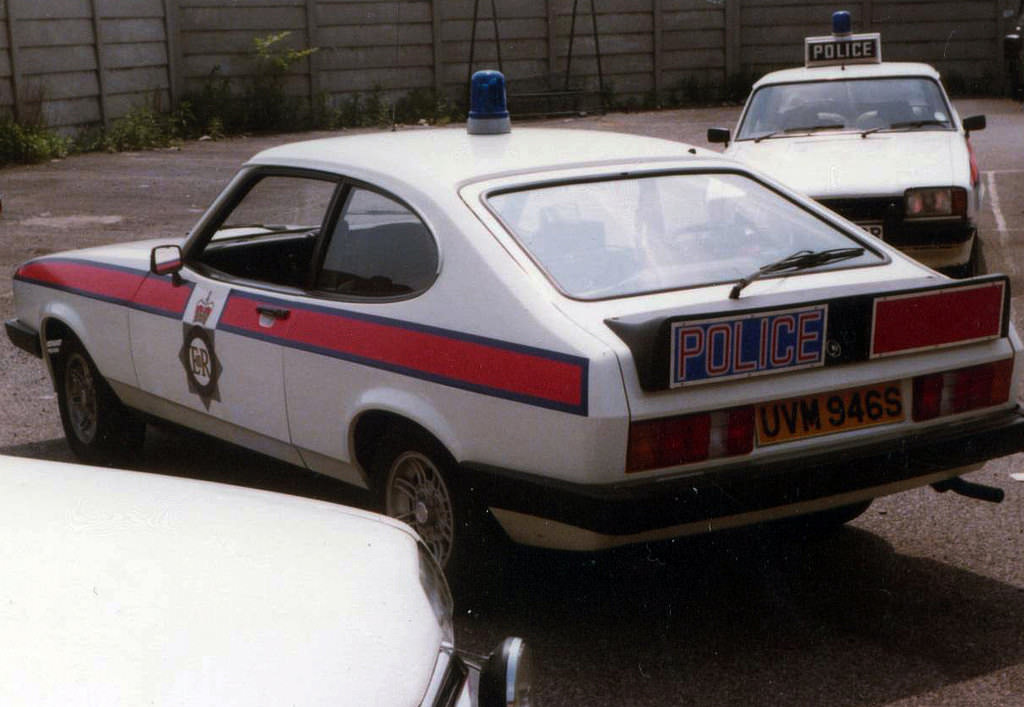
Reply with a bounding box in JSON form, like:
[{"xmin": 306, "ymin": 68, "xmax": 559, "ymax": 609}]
[
  {"xmin": 968, "ymin": 236, "xmax": 986, "ymax": 276},
  {"xmin": 55, "ymin": 334, "xmax": 145, "ymax": 464},
  {"xmin": 373, "ymin": 427, "xmax": 505, "ymax": 584},
  {"xmin": 953, "ymin": 237, "xmax": 985, "ymax": 278},
  {"xmin": 772, "ymin": 499, "xmax": 872, "ymax": 540}
]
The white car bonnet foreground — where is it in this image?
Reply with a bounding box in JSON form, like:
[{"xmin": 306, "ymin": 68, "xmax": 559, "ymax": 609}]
[
  {"xmin": 7, "ymin": 71, "xmax": 1024, "ymax": 580},
  {"xmin": 0, "ymin": 454, "xmax": 530, "ymax": 706}
]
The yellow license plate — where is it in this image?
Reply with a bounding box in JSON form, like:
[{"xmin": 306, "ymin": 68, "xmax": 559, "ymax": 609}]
[{"xmin": 756, "ymin": 382, "xmax": 904, "ymax": 446}]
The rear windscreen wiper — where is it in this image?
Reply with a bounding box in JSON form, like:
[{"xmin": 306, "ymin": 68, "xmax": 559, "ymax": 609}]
[{"xmin": 729, "ymin": 247, "xmax": 865, "ymax": 299}]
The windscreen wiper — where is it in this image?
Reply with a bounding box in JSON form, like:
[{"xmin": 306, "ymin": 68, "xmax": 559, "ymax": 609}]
[
  {"xmin": 862, "ymin": 119, "xmax": 949, "ymax": 138},
  {"xmin": 729, "ymin": 247, "xmax": 865, "ymax": 299},
  {"xmin": 754, "ymin": 124, "xmax": 845, "ymax": 143}
]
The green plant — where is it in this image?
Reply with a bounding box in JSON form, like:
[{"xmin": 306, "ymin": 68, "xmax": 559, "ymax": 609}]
[
  {"xmin": 100, "ymin": 104, "xmax": 179, "ymax": 151},
  {"xmin": 0, "ymin": 116, "xmax": 70, "ymax": 166},
  {"xmin": 246, "ymin": 31, "xmax": 319, "ymax": 132}
]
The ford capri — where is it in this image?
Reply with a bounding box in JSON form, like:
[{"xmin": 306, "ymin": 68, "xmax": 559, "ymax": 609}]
[{"xmin": 7, "ymin": 72, "xmax": 1024, "ymax": 577}]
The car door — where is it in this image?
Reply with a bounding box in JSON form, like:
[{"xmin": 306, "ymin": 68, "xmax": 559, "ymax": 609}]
[
  {"xmin": 281, "ymin": 184, "xmax": 440, "ymax": 486},
  {"xmin": 130, "ymin": 169, "xmax": 340, "ymax": 465}
]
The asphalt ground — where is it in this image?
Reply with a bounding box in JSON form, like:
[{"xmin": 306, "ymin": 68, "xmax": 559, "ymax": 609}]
[{"xmin": 1, "ymin": 100, "xmax": 1023, "ymax": 705}]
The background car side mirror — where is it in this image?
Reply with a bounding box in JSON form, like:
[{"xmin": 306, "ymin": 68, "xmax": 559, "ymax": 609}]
[
  {"xmin": 962, "ymin": 115, "xmax": 986, "ymax": 135},
  {"xmin": 150, "ymin": 244, "xmax": 183, "ymax": 284},
  {"xmin": 707, "ymin": 127, "xmax": 731, "ymax": 147}
]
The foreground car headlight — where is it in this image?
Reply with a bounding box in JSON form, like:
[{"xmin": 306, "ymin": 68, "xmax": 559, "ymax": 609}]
[
  {"xmin": 479, "ymin": 637, "xmax": 532, "ymax": 707},
  {"xmin": 418, "ymin": 543, "xmax": 454, "ymax": 643},
  {"xmin": 904, "ymin": 187, "xmax": 966, "ymax": 219}
]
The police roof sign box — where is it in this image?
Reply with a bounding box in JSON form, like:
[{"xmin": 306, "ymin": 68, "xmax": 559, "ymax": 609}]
[{"xmin": 805, "ymin": 32, "xmax": 882, "ymax": 68}]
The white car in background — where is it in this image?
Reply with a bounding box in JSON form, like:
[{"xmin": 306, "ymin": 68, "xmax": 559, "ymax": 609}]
[
  {"xmin": 708, "ymin": 13, "xmax": 986, "ymax": 276},
  {"xmin": 0, "ymin": 454, "xmax": 530, "ymax": 706}
]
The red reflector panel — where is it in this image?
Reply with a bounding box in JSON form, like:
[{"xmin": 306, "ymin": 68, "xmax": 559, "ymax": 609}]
[{"xmin": 872, "ymin": 281, "xmax": 1004, "ymax": 357}]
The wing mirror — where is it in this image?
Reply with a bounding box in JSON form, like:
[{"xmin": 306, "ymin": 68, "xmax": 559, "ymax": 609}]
[
  {"xmin": 150, "ymin": 245, "xmax": 183, "ymax": 284},
  {"xmin": 962, "ymin": 115, "xmax": 986, "ymax": 136},
  {"xmin": 707, "ymin": 127, "xmax": 731, "ymax": 147}
]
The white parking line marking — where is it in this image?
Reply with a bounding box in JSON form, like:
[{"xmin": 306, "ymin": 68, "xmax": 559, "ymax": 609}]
[{"xmin": 985, "ymin": 171, "xmax": 1008, "ymax": 244}]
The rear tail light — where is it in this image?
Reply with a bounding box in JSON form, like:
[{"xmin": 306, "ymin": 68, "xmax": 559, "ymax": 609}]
[
  {"xmin": 912, "ymin": 359, "xmax": 1013, "ymax": 421},
  {"xmin": 627, "ymin": 406, "xmax": 753, "ymax": 473}
]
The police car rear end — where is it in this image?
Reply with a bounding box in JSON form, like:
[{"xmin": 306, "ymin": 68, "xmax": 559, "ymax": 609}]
[{"xmin": 464, "ymin": 93, "xmax": 1024, "ymax": 550}]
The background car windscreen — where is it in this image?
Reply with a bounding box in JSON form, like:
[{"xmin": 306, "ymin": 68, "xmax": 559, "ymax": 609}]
[
  {"xmin": 488, "ymin": 172, "xmax": 881, "ymax": 299},
  {"xmin": 737, "ymin": 77, "xmax": 952, "ymax": 140}
]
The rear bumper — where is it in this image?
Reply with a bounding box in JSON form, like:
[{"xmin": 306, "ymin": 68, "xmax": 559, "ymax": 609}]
[
  {"xmin": 462, "ymin": 407, "xmax": 1024, "ymax": 547},
  {"xmin": 5, "ymin": 319, "xmax": 41, "ymax": 358}
]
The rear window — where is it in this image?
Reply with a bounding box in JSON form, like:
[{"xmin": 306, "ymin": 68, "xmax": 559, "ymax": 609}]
[{"xmin": 487, "ymin": 171, "xmax": 881, "ymax": 300}]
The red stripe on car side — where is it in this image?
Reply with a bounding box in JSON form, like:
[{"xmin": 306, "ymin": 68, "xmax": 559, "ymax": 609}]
[
  {"xmin": 17, "ymin": 260, "xmax": 144, "ymax": 302},
  {"xmin": 17, "ymin": 259, "xmax": 191, "ymax": 316},
  {"xmin": 872, "ymin": 282, "xmax": 1004, "ymax": 356},
  {"xmin": 220, "ymin": 295, "xmax": 585, "ymax": 409},
  {"xmin": 133, "ymin": 275, "xmax": 193, "ymax": 315}
]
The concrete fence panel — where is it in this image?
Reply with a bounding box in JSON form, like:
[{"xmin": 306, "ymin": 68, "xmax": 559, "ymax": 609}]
[{"xmin": 0, "ymin": 0, "xmax": 1018, "ymax": 132}]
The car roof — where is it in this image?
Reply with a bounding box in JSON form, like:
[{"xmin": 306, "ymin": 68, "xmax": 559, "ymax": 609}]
[
  {"xmin": 247, "ymin": 126, "xmax": 711, "ymax": 190},
  {"xmin": 752, "ymin": 61, "xmax": 941, "ymax": 89}
]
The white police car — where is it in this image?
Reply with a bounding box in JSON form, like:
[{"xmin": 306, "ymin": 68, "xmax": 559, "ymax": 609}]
[
  {"xmin": 6, "ymin": 71, "xmax": 1024, "ymax": 578},
  {"xmin": 708, "ymin": 11, "xmax": 986, "ymax": 276},
  {"xmin": 0, "ymin": 454, "xmax": 530, "ymax": 706}
]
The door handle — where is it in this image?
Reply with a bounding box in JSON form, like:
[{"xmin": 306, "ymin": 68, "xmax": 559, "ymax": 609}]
[{"xmin": 256, "ymin": 306, "xmax": 290, "ymax": 321}]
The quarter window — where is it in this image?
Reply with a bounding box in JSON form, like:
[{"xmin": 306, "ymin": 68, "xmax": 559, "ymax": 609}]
[{"xmin": 316, "ymin": 187, "xmax": 437, "ymax": 297}]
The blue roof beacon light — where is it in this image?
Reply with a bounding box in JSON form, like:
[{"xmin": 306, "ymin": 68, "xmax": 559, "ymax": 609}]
[
  {"xmin": 832, "ymin": 10, "xmax": 852, "ymax": 37},
  {"xmin": 467, "ymin": 70, "xmax": 511, "ymax": 135}
]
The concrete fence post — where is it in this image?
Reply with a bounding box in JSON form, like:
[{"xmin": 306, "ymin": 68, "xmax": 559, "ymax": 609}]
[
  {"xmin": 546, "ymin": 0, "xmax": 557, "ymax": 89},
  {"xmin": 88, "ymin": 0, "xmax": 109, "ymax": 127},
  {"xmin": 652, "ymin": 0, "xmax": 662, "ymax": 104},
  {"xmin": 6, "ymin": 0, "xmax": 23, "ymax": 122},
  {"xmin": 431, "ymin": 0, "xmax": 443, "ymax": 97},
  {"xmin": 305, "ymin": 0, "xmax": 319, "ymax": 104},
  {"xmin": 163, "ymin": 0, "xmax": 183, "ymax": 107},
  {"xmin": 725, "ymin": 0, "xmax": 740, "ymax": 81}
]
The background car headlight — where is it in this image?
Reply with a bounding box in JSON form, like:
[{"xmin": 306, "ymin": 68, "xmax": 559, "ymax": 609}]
[
  {"xmin": 479, "ymin": 637, "xmax": 532, "ymax": 707},
  {"xmin": 904, "ymin": 187, "xmax": 966, "ymax": 219}
]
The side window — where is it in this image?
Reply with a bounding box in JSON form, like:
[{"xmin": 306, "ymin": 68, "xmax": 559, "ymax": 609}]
[
  {"xmin": 316, "ymin": 187, "xmax": 438, "ymax": 297},
  {"xmin": 194, "ymin": 174, "xmax": 337, "ymax": 288}
]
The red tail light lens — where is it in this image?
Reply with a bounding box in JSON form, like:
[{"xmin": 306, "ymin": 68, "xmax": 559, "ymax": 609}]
[
  {"xmin": 913, "ymin": 359, "xmax": 1013, "ymax": 422},
  {"xmin": 724, "ymin": 407, "xmax": 755, "ymax": 455},
  {"xmin": 912, "ymin": 373, "xmax": 944, "ymax": 421},
  {"xmin": 627, "ymin": 406, "xmax": 753, "ymax": 473}
]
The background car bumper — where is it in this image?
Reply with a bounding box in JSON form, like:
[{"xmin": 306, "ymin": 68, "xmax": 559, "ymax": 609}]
[{"xmin": 5, "ymin": 318, "xmax": 41, "ymax": 358}]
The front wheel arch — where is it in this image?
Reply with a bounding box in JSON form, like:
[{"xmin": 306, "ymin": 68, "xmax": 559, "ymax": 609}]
[
  {"xmin": 52, "ymin": 331, "xmax": 145, "ymax": 464},
  {"xmin": 358, "ymin": 413, "xmax": 507, "ymax": 577}
]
